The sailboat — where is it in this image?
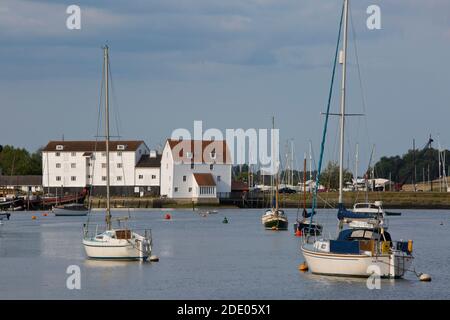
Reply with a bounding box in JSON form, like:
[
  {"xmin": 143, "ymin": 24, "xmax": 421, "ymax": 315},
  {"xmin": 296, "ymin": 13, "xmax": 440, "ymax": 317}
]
[
  {"xmin": 300, "ymin": 0, "xmax": 413, "ymax": 278},
  {"xmin": 261, "ymin": 117, "xmax": 288, "ymax": 231},
  {"xmin": 82, "ymin": 45, "xmax": 152, "ymax": 261},
  {"xmin": 294, "ymin": 154, "xmax": 322, "ymax": 235}
]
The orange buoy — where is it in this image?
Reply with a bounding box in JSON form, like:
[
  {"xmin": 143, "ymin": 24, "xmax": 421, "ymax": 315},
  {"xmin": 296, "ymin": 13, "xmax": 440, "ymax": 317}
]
[
  {"xmin": 164, "ymin": 213, "xmax": 171, "ymax": 220},
  {"xmin": 295, "ymin": 229, "xmax": 302, "ymax": 237},
  {"xmin": 32, "ymin": 215, "xmax": 37, "ymax": 220},
  {"xmin": 299, "ymin": 262, "xmax": 308, "ymax": 272},
  {"xmin": 43, "ymin": 213, "xmax": 48, "ymax": 217}
]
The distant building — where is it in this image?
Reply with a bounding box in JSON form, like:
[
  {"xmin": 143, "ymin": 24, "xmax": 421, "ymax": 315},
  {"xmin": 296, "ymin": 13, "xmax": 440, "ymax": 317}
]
[
  {"xmin": 42, "ymin": 140, "xmax": 160, "ymax": 196},
  {"xmin": 0, "ymin": 175, "xmax": 43, "ymax": 193},
  {"xmin": 160, "ymin": 139, "xmax": 232, "ymax": 200}
]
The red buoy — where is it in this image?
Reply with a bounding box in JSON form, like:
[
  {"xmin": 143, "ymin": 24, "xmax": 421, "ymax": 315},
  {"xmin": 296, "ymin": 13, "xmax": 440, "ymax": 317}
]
[
  {"xmin": 164, "ymin": 213, "xmax": 171, "ymax": 220},
  {"xmin": 295, "ymin": 229, "xmax": 302, "ymax": 237}
]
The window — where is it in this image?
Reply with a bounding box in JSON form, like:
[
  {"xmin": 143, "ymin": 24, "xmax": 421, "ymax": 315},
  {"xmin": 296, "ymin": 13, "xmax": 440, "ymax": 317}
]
[
  {"xmin": 188, "ymin": 187, "xmax": 192, "ymax": 193},
  {"xmin": 174, "ymin": 187, "xmax": 178, "ymax": 192},
  {"xmin": 102, "ymin": 163, "xmax": 106, "ymax": 168},
  {"xmin": 183, "ymin": 175, "xmax": 186, "ymax": 182},
  {"xmin": 191, "ymin": 162, "xmax": 194, "ymax": 169},
  {"xmin": 186, "ymin": 152, "xmax": 193, "ymax": 159},
  {"xmin": 71, "ymin": 152, "xmax": 76, "ymax": 157},
  {"xmin": 56, "ymin": 152, "xmax": 60, "ymax": 157},
  {"xmin": 71, "ymin": 176, "xmax": 76, "ymax": 181},
  {"xmin": 117, "ymin": 163, "xmax": 122, "ymax": 168},
  {"xmin": 71, "ymin": 163, "xmax": 76, "ymax": 168},
  {"xmin": 117, "ymin": 176, "xmax": 122, "ymax": 181},
  {"xmin": 56, "ymin": 176, "xmax": 61, "ymax": 181},
  {"xmin": 102, "ymin": 176, "xmax": 107, "ymax": 181},
  {"xmin": 56, "ymin": 163, "xmax": 61, "ymax": 168},
  {"xmin": 210, "ymin": 164, "xmax": 214, "ymax": 170},
  {"xmin": 138, "ymin": 175, "xmax": 143, "ymax": 180},
  {"xmin": 217, "ymin": 176, "xmax": 221, "ymax": 182},
  {"xmin": 117, "ymin": 152, "xmax": 122, "ymax": 156},
  {"xmin": 151, "ymin": 175, "xmax": 156, "ymax": 179},
  {"xmin": 87, "ymin": 175, "xmax": 92, "ymax": 179}
]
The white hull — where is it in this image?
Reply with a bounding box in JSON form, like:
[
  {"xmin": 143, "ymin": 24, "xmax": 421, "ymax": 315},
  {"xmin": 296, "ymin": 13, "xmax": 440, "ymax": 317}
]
[
  {"xmin": 301, "ymin": 245, "xmax": 413, "ymax": 278},
  {"xmin": 83, "ymin": 230, "xmax": 151, "ymax": 261}
]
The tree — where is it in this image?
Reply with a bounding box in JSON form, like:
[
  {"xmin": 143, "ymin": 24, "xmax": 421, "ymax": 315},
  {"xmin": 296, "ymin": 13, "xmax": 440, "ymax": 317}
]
[
  {"xmin": 0, "ymin": 145, "xmax": 42, "ymax": 175},
  {"xmin": 319, "ymin": 161, "xmax": 353, "ymax": 190}
]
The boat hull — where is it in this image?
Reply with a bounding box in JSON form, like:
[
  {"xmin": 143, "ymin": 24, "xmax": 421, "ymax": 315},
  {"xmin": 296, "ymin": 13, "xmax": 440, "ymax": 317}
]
[
  {"xmin": 294, "ymin": 221, "xmax": 323, "ymax": 235},
  {"xmin": 263, "ymin": 218, "xmax": 288, "ymax": 230},
  {"xmin": 83, "ymin": 238, "xmax": 151, "ymax": 261},
  {"xmin": 0, "ymin": 212, "xmax": 11, "ymax": 220},
  {"xmin": 54, "ymin": 209, "xmax": 88, "ymax": 216},
  {"xmin": 301, "ymin": 245, "xmax": 413, "ymax": 278}
]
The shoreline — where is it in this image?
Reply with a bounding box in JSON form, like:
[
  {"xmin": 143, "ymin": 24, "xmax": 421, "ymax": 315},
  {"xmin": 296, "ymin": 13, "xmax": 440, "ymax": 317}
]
[{"xmin": 81, "ymin": 192, "xmax": 450, "ymax": 210}]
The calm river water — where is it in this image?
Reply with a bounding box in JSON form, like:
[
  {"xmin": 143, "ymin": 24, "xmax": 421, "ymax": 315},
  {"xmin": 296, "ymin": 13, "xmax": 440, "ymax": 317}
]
[{"xmin": 0, "ymin": 209, "xmax": 448, "ymax": 299}]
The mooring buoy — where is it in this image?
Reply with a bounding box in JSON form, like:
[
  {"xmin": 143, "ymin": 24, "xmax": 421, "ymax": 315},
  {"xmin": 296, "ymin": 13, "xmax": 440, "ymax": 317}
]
[
  {"xmin": 299, "ymin": 262, "xmax": 308, "ymax": 272},
  {"xmin": 149, "ymin": 255, "xmax": 159, "ymax": 262},
  {"xmin": 419, "ymin": 273, "xmax": 432, "ymax": 282}
]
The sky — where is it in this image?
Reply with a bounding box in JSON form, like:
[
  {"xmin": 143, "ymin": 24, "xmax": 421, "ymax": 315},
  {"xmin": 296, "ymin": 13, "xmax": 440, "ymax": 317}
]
[{"xmin": 1, "ymin": 0, "xmax": 450, "ymax": 174}]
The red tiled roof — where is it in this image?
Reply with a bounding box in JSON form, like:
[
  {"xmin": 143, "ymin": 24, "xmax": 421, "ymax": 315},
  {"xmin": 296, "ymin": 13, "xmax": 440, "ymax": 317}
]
[
  {"xmin": 193, "ymin": 173, "xmax": 216, "ymax": 186},
  {"xmin": 167, "ymin": 139, "xmax": 231, "ymax": 164},
  {"xmin": 231, "ymin": 180, "xmax": 249, "ymax": 192},
  {"xmin": 42, "ymin": 141, "xmax": 145, "ymax": 152}
]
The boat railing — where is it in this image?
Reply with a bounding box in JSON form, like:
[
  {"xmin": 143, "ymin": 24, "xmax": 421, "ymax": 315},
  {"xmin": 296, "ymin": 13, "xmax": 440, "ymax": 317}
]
[{"xmin": 82, "ymin": 223, "xmax": 152, "ymax": 242}]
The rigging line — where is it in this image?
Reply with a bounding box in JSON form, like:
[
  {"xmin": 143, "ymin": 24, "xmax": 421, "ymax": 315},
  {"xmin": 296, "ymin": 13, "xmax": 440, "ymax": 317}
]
[
  {"xmin": 310, "ymin": 2, "xmax": 345, "ymax": 225},
  {"xmin": 86, "ymin": 48, "xmax": 106, "ymax": 226},
  {"xmin": 107, "ymin": 56, "xmax": 123, "ymax": 141},
  {"xmin": 107, "ymin": 52, "xmax": 133, "ymax": 219},
  {"xmin": 349, "ymin": 4, "xmax": 371, "ymax": 150}
]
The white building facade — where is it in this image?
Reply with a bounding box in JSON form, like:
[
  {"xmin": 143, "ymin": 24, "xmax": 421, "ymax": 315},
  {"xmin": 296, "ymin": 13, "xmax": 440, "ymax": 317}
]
[
  {"xmin": 160, "ymin": 139, "xmax": 232, "ymax": 200},
  {"xmin": 42, "ymin": 140, "xmax": 160, "ymax": 196}
]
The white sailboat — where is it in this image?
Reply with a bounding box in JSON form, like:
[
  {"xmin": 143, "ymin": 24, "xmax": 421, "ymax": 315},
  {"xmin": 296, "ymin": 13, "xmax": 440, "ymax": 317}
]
[
  {"xmin": 82, "ymin": 45, "xmax": 152, "ymax": 261},
  {"xmin": 301, "ymin": 0, "xmax": 413, "ymax": 278}
]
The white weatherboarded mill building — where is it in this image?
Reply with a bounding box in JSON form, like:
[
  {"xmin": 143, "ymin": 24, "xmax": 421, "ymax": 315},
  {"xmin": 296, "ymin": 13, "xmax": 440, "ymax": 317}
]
[
  {"xmin": 42, "ymin": 140, "xmax": 160, "ymax": 196},
  {"xmin": 160, "ymin": 139, "xmax": 232, "ymax": 200}
]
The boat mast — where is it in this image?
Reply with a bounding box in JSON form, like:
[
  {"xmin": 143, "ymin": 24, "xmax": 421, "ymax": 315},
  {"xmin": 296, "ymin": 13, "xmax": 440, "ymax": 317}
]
[
  {"xmin": 273, "ymin": 116, "xmax": 279, "ymax": 212},
  {"xmin": 303, "ymin": 153, "xmax": 307, "ymax": 212},
  {"xmin": 104, "ymin": 45, "xmax": 111, "ymax": 230},
  {"xmin": 338, "ymin": 0, "xmax": 349, "ymax": 204}
]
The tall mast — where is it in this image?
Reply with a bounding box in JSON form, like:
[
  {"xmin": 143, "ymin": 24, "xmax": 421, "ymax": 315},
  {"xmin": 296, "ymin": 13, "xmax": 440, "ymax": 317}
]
[
  {"xmin": 355, "ymin": 142, "xmax": 359, "ymax": 189},
  {"xmin": 104, "ymin": 45, "xmax": 111, "ymax": 229},
  {"xmin": 303, "ymin": 153, "xmax": 307, "ymax": 211},
  {"xmin": 273, "ymin": 116, "xmax": 279, "ymax": 211},
  {"xmin": 309, "ymin": 140, "xmax": 312, "ymax": 191},
  {"xmin": 338, "ymin": 0, "xmax": 349, "ymax": 204}
]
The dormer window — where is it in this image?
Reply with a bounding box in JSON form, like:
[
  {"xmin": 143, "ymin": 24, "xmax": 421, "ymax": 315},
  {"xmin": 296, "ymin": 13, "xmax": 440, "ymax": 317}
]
[
  {"xmin": 56, "ymin": 145, "xmax": 64, "ymax": 151},
  {"xmin": 117, "ymin": 145, "xmax": 125, "ymax": 151}
]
